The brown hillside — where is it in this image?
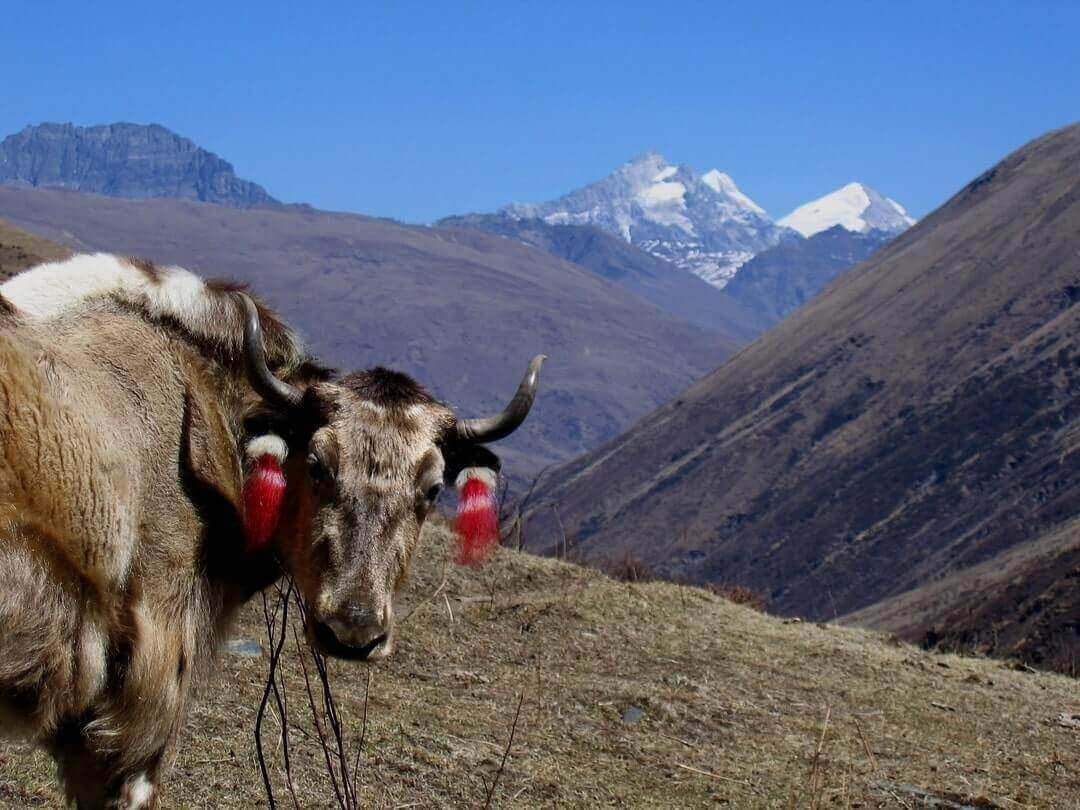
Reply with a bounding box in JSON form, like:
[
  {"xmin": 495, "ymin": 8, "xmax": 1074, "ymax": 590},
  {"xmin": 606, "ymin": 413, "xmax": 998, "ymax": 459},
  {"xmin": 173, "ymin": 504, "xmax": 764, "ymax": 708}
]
[
  {"xmin": 520, "ymin": 124, "xmax": 1080, "ymax": 668},
  {"xmin": 0, "ymin": 218, "xmax": 69, "ymax": 281},
  {"xmin": 0, "ymin": 187, "xmax": 739, "ymax": 487},
  {"xmin": 846, "ymin": 516, "xmax": 1080, "ymax": 675},
  {"xmin": 2, "ymin": 525, "xmax": 1077, "ymax": 807}
]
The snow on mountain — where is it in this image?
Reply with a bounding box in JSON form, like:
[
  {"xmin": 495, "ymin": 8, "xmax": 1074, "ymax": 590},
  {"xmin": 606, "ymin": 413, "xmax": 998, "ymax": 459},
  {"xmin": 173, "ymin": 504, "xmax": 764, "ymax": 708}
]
[
  {"xmin": 701, "ymin": 169, "xmax": 766, "ymax": 215},
  {"xmin": 779, "ymin": 182, "xmax": 915, "ymax": 238},
  {"xmin": 505, "ymin": 152, "xmax": 791, "ymax": 287}
]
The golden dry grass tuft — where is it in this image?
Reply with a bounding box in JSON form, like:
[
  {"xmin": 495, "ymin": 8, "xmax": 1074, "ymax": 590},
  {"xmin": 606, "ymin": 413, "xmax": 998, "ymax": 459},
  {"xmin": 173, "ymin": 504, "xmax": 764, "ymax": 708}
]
[{"xmin": 2, "ymin": 520, "xmax": 1078, "ymax": 808}]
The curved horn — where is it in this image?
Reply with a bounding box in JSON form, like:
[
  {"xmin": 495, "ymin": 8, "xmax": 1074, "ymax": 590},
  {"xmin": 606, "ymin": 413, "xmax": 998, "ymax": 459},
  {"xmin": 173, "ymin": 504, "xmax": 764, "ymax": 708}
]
[
  {"xmin": 457, "ymin": 355, "xmax": 546, "ymax": 443},
  {"xmin": 239, "ymin": 293, "xmax": 304, "ymax": 411}
]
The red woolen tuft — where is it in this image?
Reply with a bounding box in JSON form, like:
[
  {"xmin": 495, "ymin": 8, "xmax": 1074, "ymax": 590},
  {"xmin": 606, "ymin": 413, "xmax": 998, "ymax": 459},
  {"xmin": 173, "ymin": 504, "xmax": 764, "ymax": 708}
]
[
  {"xmin": 243, "ymin": 455, "xmax": 287, "ymax": 553},
  {"xmin": 454, "ymin": 476, "xmax": 499, "ymax": 567}
]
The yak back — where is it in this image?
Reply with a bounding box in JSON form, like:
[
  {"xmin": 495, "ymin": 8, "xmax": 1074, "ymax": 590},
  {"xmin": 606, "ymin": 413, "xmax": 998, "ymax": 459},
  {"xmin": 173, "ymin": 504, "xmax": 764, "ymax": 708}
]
[{"xmin": 0, "ymin": 254, "xmax": 305, "ymax": 593}]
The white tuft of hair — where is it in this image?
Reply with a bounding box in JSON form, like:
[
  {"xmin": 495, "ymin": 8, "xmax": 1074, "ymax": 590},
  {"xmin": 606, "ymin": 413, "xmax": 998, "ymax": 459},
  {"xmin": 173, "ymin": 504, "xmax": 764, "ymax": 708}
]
[
  {"xmin": 245, "ymin": 434, "xmax": 288, "ymax": 462},
  {"xmin": 124, "ymin": 773, "xmax": 155, "ymax": 808},
  {"xmin": 455, "ymin": 466, "xmax": 498, "ymax": 491}
]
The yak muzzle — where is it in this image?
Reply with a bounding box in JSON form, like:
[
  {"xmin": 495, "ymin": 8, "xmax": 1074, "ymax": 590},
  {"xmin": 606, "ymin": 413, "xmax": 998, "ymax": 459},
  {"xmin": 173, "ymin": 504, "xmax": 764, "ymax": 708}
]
[{"xmin": 309, "ymin": 605, "xmax": 393, "ymax": 661}]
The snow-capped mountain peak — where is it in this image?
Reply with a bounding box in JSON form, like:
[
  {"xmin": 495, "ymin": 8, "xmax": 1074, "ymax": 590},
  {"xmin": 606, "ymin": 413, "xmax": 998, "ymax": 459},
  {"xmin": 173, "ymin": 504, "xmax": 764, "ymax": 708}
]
[
  {"xmin": 504, "ymin": 153, "xmax": 784, "ymax": 287},
  {"xmin": 779, "ymin": 182, "xmax": 915, "ymax": 238},
  {"xmin": 701, "ymin": 169, "xmax": 766, "ymax": 216}
]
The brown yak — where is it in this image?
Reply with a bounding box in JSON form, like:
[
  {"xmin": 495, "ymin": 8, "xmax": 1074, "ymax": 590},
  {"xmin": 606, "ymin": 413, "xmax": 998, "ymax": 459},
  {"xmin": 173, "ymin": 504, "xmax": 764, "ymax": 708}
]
[{"xmin": 0, "ymin": 253, "xmax": 544, "ymax": 808}]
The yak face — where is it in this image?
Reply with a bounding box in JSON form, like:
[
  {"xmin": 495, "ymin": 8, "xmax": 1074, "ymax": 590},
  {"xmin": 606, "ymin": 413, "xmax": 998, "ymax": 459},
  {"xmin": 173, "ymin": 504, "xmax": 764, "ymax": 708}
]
[
  {"xmin": 282, "ymin": 370, "xmax": 455, "ymax": 662},
  {"xmin": 237, "ymin": 290, "xmax": 543, "ymax": 663}
]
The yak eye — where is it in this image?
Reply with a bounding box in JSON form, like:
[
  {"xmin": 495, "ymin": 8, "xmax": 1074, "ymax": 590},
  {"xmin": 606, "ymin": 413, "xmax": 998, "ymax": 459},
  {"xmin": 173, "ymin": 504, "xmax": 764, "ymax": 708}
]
[
  {"xmin": 425, "ymin": 483, "xmax": 443, "ymax": 503},
  {"xmin": 307, "ymin": 453, "xmax": 327, "ymax": 483}
]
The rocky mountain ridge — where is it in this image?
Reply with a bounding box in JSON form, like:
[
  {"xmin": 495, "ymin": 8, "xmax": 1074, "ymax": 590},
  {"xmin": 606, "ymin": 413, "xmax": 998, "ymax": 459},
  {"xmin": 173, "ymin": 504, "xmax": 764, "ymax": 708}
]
[{"xmin": 0, "ymin": 122, "xmax": 279, "ymax": 208}]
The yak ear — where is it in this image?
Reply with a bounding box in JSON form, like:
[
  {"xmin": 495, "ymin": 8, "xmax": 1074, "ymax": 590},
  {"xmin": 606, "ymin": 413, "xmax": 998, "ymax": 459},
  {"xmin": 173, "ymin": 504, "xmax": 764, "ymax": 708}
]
[
  {"xmin": 181, "ymin": 386, "xmax": 244, "ymax": 508},
  {"xmin": 440, "ymin": 440, "xmax": 501, "ymax": 487}
]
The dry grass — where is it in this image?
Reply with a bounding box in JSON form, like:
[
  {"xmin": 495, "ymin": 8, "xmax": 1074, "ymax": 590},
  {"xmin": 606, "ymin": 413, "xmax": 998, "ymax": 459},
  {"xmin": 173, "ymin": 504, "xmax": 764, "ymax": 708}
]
[
  {"xmin": 2, "ymin": 520, "xmax": 1078, "ymax": 807},
  {"xmin": 0, "ymin": 217, "xmax": 70, "ymax": 282}
]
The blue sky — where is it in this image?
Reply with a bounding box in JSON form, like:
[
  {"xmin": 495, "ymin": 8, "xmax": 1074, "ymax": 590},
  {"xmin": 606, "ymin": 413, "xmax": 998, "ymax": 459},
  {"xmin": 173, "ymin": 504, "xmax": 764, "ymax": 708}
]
[{"xmin": 3, "ymin": 2, "xmax": 1077, "ymax": 223}]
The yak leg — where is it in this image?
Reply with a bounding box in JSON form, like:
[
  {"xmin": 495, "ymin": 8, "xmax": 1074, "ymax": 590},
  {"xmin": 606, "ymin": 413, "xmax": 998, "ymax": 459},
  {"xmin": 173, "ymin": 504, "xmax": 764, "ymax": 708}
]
[
  {"xmin": 53, "ymin": 602, "xmax": 192, "ymax": 809},
  {"xmin": 0, "ymin": 540, "xmax": 82, "ymax": 737},
  {"xmin": 52, "ymin": 722, "xmax": 163, "ymax": 810}
]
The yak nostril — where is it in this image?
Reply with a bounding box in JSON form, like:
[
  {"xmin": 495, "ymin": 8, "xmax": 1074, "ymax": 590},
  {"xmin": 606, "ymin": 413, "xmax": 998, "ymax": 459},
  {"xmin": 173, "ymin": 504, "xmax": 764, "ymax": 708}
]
[
  {"xmin": 341, "ymin": 605, "xmax": 376, "ymax": 625},
  {"xmin": 312, "ymin": 621, "xmax": 389, "ymax": 661},
  {"xmin": 323, "ymin": 607, "xmax": 392, "ymax": 648}
]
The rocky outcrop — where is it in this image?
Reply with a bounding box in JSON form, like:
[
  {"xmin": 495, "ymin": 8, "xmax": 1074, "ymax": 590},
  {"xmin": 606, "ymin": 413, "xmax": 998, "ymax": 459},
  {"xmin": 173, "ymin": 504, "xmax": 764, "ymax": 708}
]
[{"xmin": 0, "ymin": 123, "xmax": 279, "ymax": 208}]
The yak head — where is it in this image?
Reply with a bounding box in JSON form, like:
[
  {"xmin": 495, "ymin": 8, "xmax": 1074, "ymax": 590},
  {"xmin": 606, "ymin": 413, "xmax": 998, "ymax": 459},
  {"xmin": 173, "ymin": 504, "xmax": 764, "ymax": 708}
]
[{"xmin": 237, "ymin": 294, "xmax": 543, "ymax": 661}]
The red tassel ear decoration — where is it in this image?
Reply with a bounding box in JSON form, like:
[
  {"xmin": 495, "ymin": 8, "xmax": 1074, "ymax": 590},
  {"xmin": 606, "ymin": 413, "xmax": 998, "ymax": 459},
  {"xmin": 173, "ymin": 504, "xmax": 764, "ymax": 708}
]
[
  {"xmin": 453, "ymin": 467, "xmax": 499, "ymax": 567},
  {"xmin": 243, "ymin": 435, "xmax": 288, "ymax": 553}
]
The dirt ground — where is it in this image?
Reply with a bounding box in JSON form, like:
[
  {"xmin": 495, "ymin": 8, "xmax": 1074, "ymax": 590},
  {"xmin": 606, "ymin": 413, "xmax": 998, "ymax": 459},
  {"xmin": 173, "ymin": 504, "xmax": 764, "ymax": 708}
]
[{"xmin": 2, "ymin": 521, "xmax": 1078, "ymax": 808}]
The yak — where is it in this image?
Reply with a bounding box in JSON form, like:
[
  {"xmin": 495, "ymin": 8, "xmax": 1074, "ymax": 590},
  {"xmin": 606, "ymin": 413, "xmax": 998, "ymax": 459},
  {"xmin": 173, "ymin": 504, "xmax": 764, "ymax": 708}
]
[{"xmin": 0, "ymin": 253, "xmax": 543, "ymax": 808}]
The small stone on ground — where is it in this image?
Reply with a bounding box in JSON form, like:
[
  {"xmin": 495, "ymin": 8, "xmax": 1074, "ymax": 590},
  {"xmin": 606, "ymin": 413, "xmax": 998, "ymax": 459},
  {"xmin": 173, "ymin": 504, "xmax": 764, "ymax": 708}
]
[{"xmin": 223, "ymin": 638, "xmax": 263, "ymax": 657}]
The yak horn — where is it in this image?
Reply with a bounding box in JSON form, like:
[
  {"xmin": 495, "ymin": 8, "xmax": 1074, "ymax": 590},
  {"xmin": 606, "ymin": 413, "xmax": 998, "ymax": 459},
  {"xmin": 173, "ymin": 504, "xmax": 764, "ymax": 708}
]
[
  {"xmin": 239, "ymin": 293, "xmax": 304, "ymax": 411},
  {"xmin": 457, "ymin": 355, "xmax": 546, "ymax": 443}
]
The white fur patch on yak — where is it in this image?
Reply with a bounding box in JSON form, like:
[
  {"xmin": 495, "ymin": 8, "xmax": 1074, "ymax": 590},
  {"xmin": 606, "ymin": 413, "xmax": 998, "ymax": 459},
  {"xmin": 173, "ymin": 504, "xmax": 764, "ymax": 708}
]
[
  {"xmin": 1, "ymin": 252, "xmax": 305, "ymax": 364},
  {"xmin": 122, "ymin": 773, "xmax": 154, "ymax": 808},
  {"xmin": 2, "ymin": 253, "xmax": 206, "ymax": 321}
]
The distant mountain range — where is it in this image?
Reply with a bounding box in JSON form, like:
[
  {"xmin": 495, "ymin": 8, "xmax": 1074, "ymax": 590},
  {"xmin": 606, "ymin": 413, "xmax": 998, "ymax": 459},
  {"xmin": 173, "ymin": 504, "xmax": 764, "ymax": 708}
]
[
  {"xmin": 434, "ymin": 212, "xmax": 767, "ymax": 339},
  {"xmin": 0, "ymin": 123, "xmax": 914, "ymax": 337},
  {"xmin": 0, "ymin": 123, "xmax": 279, "ymax": 208},
  {"xmin": 0, "ymin": 121, "xmax": 920, "ymax": 482},
  {"xmin": 504, "ymin": 152, "xmax": 790, "ymax": 287},
  {"xmin": 500, "ymin": 152, "xmax": 913, "ymax": 290},
  {"xmin": 520, "ymin": 124, "xmax": 1080, "ymax": 674},
  {"xmin": 0, "ymin": 186, "xmax": 740, "ymax": 490},
  {"xmin": 2, "ymin": 120, "xmax": 1077, "ymax": 675}
]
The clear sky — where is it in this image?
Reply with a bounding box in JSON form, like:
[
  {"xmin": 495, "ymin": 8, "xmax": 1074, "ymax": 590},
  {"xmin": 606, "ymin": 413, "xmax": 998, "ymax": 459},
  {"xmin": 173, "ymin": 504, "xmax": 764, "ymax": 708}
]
[{"xmin": 3, "ymin": 1, "xmax": 1077, "ymax": 223}]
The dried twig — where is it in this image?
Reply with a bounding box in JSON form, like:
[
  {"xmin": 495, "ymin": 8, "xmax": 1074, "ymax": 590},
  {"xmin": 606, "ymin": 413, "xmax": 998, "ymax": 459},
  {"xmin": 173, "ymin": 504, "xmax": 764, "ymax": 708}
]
[
  {"xmin": 483, "ymin": 691, "xmax": 525, "ymax": 809},
  {"xmin": 659, "ymin": 732, "xmax": 695, "ymax": 748},
  {"xmin": 444, "ymin": 593, "xmax": 456, "ymax": 624},
  {"xmin": 508, "ymin": 465, "xmax": 550, "ymax": 551},
  {"xmin": 809, "ymin": 705, "xmax": 832, "ymax": 809},
  {"xmin": 351, "ymin": 670, "xmax": 373, "ymax": 790},
  {"xmin": 399, "ymin": 576, "xmax": 448, "ymax": 626},
  {"xmin": 552, "ymin": 505, "xmax": 568, "ymax": 560},
  {"xmin": 675, "ymin": 763, "xmax": 753, "ymax": 788},
  {"xmin": 255, "ymin": 581, "xmax": 298, "ymax": 810},
  {"xmin": 853, "ymin": 717, "xmax": 878, "ymax": 772},
  {"xmin": 292, "ymin": 622, "xmax": 347, "ymax": 808}
]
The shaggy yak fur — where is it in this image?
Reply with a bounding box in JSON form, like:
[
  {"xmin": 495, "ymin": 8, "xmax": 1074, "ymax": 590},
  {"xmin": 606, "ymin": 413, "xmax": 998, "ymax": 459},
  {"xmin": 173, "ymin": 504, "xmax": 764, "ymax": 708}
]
[{"xmin": 0, "ymin": 254, "xmax": 516, "ymax": 808}]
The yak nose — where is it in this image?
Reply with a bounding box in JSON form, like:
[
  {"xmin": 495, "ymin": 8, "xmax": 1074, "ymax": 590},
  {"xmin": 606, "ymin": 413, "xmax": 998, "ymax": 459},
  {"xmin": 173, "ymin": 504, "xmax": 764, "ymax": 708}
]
[{"xmin": 318, "ymin": 603, "xmax": 394, "ymax": 660}]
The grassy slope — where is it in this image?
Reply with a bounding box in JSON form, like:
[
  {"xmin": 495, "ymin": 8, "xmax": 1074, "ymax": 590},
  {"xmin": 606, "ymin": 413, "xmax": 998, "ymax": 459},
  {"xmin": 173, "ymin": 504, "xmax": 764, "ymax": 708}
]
[
  {"xmin": 844, "ymin": 517, "xmax": 1080, "ymax": 676},
  {"xmin": 2, "ymin": 522, "xmax": 1077, "ymax": 808},
  {"xmin": 0, "ymin": 218, "xmax": 70, "ymax": 281}
]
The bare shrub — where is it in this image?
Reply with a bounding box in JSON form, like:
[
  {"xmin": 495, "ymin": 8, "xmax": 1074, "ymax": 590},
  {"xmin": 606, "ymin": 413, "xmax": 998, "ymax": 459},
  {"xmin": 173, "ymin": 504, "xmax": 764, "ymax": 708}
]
[
  {"xmin": 605, "ymin": 552, "xmax": 655, "ymax": 583},
  {"xmin": 705, "ymin": 582, "xmax": 767, "ymax": 612},
  {"xmin": 255, "ymin": 582, "xmax": 370, "ymax": 809}
]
